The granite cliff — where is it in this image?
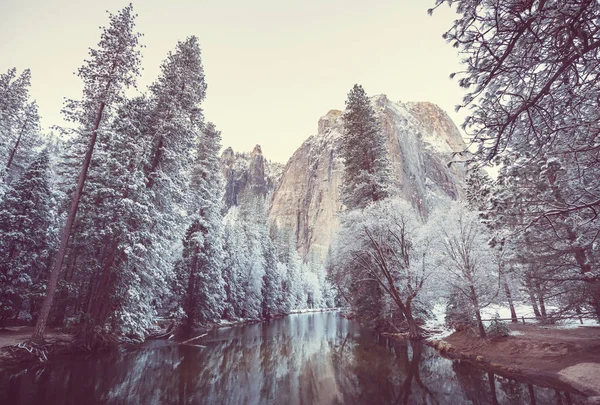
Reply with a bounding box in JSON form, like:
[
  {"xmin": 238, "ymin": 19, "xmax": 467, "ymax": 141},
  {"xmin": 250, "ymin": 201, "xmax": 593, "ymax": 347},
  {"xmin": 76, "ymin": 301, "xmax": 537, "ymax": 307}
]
[
  {"xmin": 220, "ymin": 145, "xmax": 284, "ymax": 211},
  {"xmin": 221, "ymin": 95, "xmax": 468, "ymax": 261},
  {"xmin": 268, "ymin": 95, "xmax": 468, "ymax": 260}
]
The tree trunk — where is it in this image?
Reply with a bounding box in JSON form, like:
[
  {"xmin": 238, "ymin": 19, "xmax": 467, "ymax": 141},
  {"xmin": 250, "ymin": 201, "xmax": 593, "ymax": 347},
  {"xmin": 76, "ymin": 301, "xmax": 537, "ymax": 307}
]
[
  {"xmin": 501, "ymin": 268, "xmax": 518, "ymax": 323},
  {"xmin": 3, "ymin": 119, "xmax": 26, "ymax": 182},
  {"xmin": 184, "ymin": 247, "xmax": 199, "ymax": 332},
  {"xmin": 528, "ymin": 384, "xmax": 537, "ymax": 405},
  {"xmin": 537, "ymin": 284, "xmax": 547, "ymax": 321},
  {"xmin": 538, "ymin": 295, "xmax": 547, "ymax": 319},
  {"xmin": 470, "ymin": 285, "xmax": 486, "ymax": 338},
  {"xmin": 528, "ymin": 288, "xmax": 542, "ymax": 319},
  {"xmin": 145, "ymin": 136, "xmax": 163, "ymax": 189},
  {"xmin": 52, "ymin": 248, "xmax": 78, "ymax": 326},
  {"xmin": 474, "ymin": 307, "xmax": 486, "ymax": 338},
  {"xmin": 31, "ymin": 101, "xmax": 106, "ymax": 342},
  {"xmin": 488, "ymin": 372, "xmax": 499, "ymax": 405},
  {"xmin": 591, "ymin": 283, "xmax": 600, "ymax": 323},
  {"xmin": 404, "ymin": 299, "xmax": 422, "ymax": 340},
  {"xmin": 82, "ymin": 237, "xmax": 120, "ymax": 346}
]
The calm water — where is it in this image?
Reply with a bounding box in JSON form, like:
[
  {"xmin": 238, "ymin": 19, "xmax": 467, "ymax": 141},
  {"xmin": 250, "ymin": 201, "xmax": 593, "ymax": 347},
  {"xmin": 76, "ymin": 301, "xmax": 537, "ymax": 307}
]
[{"xmin": 0, "ymin": 312, "xmax": 586, "ymax": 405}]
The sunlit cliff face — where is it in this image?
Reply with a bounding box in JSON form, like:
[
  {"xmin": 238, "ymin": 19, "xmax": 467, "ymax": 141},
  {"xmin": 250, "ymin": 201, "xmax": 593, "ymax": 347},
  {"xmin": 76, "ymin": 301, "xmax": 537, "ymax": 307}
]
[{"xmin": 267, "ymin": 95, "xmax": 468, "ymax": 260}]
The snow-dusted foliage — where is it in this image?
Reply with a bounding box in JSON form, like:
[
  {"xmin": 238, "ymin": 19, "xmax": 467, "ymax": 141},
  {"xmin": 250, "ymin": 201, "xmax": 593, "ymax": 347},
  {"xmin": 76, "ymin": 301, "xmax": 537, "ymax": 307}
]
[
  {"xmin": 32, "ymin": 4, "xmax": 144, "ymax": 342},
  {"xmin": 218, "ymin": 202, "xmax": 336, "ymax": 322},
  {"xmin": 331, "ymin": 198, "xmax": 432, "ymax": 338},
  {"xmin": 328, "ymin": 194, "xmax": 515, "ymax": 336},
  {"xmin": 0, "ymin": 151, "xmax": 55, "ymax": 323},
  {"xmin": 181, "ymin": 123, "xmax": 226, "ymax": 329},
  {"xmin": 0, "ymin": 68, "xmax": 42, "ymax": 191},
  {"xmin": 435, "ymin": 0, "xmax": 600, "ymax": 322},
  {"xmin": 71, "ymin": 97, "xmax": 166, "ymax": 340},
  {"xmin": 428, "ymin": 202, "xmax": 500, "ymax": 337},
  {"xmin": 340, "ymin": 84, "xmax": 392, "ymax": 210},
  {"xmin": 434, "ymin": 0, "xmax": 600, "ymax": 163},
  {"xmin": 482, "ymin": 155, "xmax": 600, "ymax": 322}
]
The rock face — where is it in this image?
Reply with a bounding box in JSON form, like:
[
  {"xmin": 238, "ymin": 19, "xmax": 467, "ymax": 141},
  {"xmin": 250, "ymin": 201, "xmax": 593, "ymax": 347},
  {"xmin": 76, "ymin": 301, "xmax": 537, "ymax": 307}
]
[
  {"xmin": 220, "ymin": 145, "xmax": 283, "ymax": 211},
  {"xmin": 268, "ymin": 95, "xmax": 468, "ymax": 260}
]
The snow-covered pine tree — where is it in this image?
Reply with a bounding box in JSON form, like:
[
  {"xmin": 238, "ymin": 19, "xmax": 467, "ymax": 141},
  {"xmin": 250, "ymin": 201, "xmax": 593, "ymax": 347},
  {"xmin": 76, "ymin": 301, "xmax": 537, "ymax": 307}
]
[
  {"xmin": 0, "ymin": 68, "xmax": 32, "ymax": 151},
  {"xmin": 464, "ymin": 169, "xmax": 519, "ymax": 323},
  {"xmin": 32, "ymin": 4, "xmax": 142, "ymax": 341},
  {"xmin": 270, "ymin": 225, "xmax": 298, "ymax": 313},
  {"xmin": 136, "ymin": 36, "xmax": 210, "ymax": 328},
  {"xmin": 72, "ymin": 97, "xmax": 160, "ymax": 343},
  {"xmin": 261, "ymin": 230, "xmax": 284, "ymax": 318},
  {"xmin": 0, "ymin": 151, "xmax": 53, "ymax": 324},
  {"xmin": 3, "ymin": 102, "xmax": 41, "ymax": 185},
  {"xmin": 0, "ymin": 69, "xmax": 41, "ymax": 189},
  {"xmin": 340, "ymin": 84, "xmax": 392, "ymax": 210},
  {"xmin": 222, "ymin": 208, "xmax": 250, "ymax": 319},
  {"xmin": 490, "ymin": 152, "xmax": 600, "ymax": 322},
  {"xmin": 465, "ymin": 169, "xmax": 493, "ymax": 212},
  {"xmin": 238, "ymin": 196, "xmax": 268, "ymax": 319},
  {"xmin": 144, "ymin": 36, "xmax": 206, "ymax": 193},
  {"xmin": 182, "ymin": 123, "xmax": 226, "ymax": 329}
]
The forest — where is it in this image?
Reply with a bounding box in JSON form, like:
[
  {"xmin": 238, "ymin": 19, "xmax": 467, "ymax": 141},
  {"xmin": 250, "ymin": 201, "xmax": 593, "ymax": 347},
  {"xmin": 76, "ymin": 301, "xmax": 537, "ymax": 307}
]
[
  {"xmin": 0, "ymin": 5, "xmax": 336, "ymax": 348},
  {"xmin": 1, "ymin": 0, "xmax": 599, "ymax": 352},
  {"xmin": 330, "ymin": 0, "xmax": 600, "ymax": 341}
]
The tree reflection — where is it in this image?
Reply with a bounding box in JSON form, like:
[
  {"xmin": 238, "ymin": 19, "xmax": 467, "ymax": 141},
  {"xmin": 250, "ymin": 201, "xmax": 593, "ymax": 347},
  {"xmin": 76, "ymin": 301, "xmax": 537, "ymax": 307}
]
[{"xmin": 0, "ymin": 313, "xmax": 588, "ymax": 405}]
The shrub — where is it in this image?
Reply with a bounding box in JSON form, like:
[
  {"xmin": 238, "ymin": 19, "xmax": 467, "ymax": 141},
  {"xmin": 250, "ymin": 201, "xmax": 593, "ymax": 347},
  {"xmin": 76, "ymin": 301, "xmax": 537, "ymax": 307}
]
[{"xmin": 486, "ymin": 313, "xmax": 510, "ymax": 338}]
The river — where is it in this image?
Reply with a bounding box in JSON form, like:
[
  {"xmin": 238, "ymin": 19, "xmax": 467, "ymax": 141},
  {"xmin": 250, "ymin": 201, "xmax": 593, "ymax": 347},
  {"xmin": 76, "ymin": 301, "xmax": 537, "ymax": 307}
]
[{"xmin": 0, "ymin": 312, "xmax": 586, "ymax": 404}]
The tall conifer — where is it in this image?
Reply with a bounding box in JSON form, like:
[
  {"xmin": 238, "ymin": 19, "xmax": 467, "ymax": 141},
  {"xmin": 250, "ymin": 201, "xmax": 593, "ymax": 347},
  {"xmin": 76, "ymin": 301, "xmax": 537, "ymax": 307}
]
[
  {"xmin": 32, "ymin": 4, "xmax": 141, "ymax": 341},
  {"xmin": 340, "ymin": 84, "xmax": 391, "ymax": 210}
]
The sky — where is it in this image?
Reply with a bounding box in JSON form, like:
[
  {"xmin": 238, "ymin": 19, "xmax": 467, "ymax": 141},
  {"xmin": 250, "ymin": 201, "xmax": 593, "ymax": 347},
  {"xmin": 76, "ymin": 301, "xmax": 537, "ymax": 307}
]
[{"xmin": 0, "ymin": 0, "xmax": 466, "ymax": 163}]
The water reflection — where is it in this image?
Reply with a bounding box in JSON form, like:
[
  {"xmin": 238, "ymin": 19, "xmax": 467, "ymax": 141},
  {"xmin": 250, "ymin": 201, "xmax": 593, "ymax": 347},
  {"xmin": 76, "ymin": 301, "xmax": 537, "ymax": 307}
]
[{"xmin": 0, "ymin": 313, "xmax": 586, "ymax": 405}]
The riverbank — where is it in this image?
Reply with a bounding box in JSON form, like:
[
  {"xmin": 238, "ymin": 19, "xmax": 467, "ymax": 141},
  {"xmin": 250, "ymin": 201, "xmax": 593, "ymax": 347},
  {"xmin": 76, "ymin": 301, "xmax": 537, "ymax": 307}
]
[
  {"xmin": 0, "ymin": 326, "xmax": 76, "ymax": 372},
  {"xmin": 428, "ymin": 323, "xmax": 600, "ymax": 398},
  {"xmin": 0, "ymin": 309, "xmax": 341, "ymax": 371}
]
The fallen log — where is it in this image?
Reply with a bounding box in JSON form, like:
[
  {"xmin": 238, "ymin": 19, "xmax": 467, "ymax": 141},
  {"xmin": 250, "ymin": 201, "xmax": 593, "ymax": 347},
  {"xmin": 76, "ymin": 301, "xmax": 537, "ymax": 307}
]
[{"xmin": 180, "ymin": 333, "xmax": 208, "ymax": 345}]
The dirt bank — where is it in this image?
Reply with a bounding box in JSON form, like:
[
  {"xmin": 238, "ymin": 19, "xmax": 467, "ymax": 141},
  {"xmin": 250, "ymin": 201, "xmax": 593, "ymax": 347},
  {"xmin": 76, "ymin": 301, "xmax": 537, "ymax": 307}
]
[
  {"xmin": 429, "ymin": 323, "xmax": 600, "ymax": 397},
  {"xmin": 0, "ymin": 326, "xmax": 75, "ymax": 372}
]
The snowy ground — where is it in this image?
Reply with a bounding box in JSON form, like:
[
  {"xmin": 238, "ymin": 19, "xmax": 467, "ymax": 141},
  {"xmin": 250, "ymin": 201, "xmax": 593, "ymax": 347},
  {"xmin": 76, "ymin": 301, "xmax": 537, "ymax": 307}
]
[
  {"xmin": 289, "ymin": 307, "xmax": 341, "ymax": 314},
  {"xmin": 424, "ymin": 302, "xmax": 599, "ymax": 340},
  {"xmin": 216, "ymin": 308, "xmax": 341, "ymax": 327},
  {"xmin": 424, "ymin": 303, "xmax": 454, "ymax": 340}
]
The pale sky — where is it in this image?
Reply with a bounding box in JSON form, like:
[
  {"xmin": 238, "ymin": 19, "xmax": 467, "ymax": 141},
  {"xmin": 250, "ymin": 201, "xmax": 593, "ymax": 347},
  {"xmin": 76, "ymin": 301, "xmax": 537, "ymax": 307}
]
[{"xmin": 1, "ymin": 0, "xmax": 465, "ymax": 163}]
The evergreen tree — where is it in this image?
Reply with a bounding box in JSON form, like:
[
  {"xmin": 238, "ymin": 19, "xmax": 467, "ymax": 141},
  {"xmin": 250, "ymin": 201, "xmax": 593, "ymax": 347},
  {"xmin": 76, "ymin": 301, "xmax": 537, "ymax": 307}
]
[
  {"xmin": 340, "ymin": 84, "xmax": 392, "ymax": 210},
  {"xmin": 221, "ymin": 214, "xmax": 247, "ymax": 319},
  {"xmin": 32, "ymin": 4, "xmax": 142, "ymax": 341},
  {"xmin": 0, "ymin": 151, "xmax": 53, "ymax": 323},
  {"xmin": 182, "ymin": 123, "xmax": 226, "ymax": 329},
  {"xmin": 3, "ymin": 102, "xmax": 41, "ymax": 184},
  {"xmin": 144, "ymin": 36, "xmax": 207, "ymax": 193},
  {"xmin": 261, "ymin": 232, "xmax": 283, "ymax": 318},
  {"xmin": 287, "ymin": 248, "xmax": 305, "ymax": 309},
  {"xmin": 73, "ymin": 97, "xmax": 159, "ymax": 342},
  {"xmin": 0, "ymin": 68, "xmax": 31, "ymax": 145},
  {"xmin": 465, "ymin": 168, "xmax": 493, "ymax": 212},
  {"xmin": 0, "ymin": 69, "xmax": 41, "ymax": 189},
  {"xmin": 239, "ymin": 196, "xmax": 268, "ymax": 319}
]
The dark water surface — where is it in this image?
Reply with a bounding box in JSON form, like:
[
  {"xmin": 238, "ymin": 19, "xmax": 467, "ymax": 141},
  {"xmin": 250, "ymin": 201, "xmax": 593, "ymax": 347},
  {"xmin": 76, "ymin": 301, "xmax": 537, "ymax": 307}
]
[{"xmin": 0, "ymin": 312, "xmax": 586, "ymax": 405}]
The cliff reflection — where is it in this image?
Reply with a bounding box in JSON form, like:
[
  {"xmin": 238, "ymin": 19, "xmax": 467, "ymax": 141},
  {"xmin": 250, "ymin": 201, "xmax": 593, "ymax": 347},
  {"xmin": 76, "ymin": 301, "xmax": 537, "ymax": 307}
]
[{"xmin": 0, "ymin": 313, "xmax": 587, "ymax": 405}]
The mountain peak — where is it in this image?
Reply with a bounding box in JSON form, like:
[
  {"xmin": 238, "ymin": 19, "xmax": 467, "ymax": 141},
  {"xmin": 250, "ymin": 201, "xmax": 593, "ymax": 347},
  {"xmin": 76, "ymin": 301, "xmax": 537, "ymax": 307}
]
[
  {"xmin": 269, "ymin": 96, "xmax": 468, "ymax": 260},
  {"xmin": 318, "ymin": 110, "xmax": 343, "ymax": 135},
  {"xmin": 252, "ymin": 144, "xmax": 263, "ymax": 157},
  {"xmin": 372, "ymin": 94, "xmax": 390, "ymax": 108}
]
